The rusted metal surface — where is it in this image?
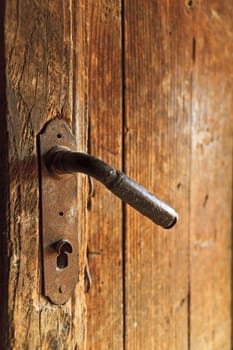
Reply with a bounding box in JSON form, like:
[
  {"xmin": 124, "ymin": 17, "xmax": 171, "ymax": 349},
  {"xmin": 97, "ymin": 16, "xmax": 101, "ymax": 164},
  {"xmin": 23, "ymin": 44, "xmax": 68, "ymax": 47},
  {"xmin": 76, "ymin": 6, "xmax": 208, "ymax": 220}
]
[
  {"xmin": 39, "ymin": 118, "xmax": 79, "ymax": 305},
  {"xmin": 39, "ymin": 119, "xmax": 177, "ymax": 304},
  {"xmin": 45, "ymin": 146, "xmax": 178, "ymax": 229}
]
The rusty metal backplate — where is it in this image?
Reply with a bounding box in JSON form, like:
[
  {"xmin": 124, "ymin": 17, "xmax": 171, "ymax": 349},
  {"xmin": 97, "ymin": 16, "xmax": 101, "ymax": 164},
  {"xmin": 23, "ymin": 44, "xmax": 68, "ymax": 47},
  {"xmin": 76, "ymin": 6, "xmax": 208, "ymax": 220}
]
[{"xmin": 39, "ymin": 118, "xmax": 78, "ymax": 304}]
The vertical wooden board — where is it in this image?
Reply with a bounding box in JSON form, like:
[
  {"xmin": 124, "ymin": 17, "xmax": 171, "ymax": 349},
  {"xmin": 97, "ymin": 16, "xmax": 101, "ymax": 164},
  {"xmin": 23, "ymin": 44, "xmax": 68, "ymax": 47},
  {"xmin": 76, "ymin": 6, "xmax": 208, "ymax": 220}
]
[
  {"xmin": 0, "ymin": 1, "xmax": 9, "ymax": 347},
  {"xmin": 86, "ymin": 1, "xmax": 123, "ymax": 349},
  {"xmin": 124, "ymin": 1, "xmax": 193, "ymax": 349},
  {"xmin": 190, "ymin": 1, "xmax": 233, "ymax": 349},
  {"xmin": 3, "ymin": 1, "xmax": 88, "ymax": 349}
]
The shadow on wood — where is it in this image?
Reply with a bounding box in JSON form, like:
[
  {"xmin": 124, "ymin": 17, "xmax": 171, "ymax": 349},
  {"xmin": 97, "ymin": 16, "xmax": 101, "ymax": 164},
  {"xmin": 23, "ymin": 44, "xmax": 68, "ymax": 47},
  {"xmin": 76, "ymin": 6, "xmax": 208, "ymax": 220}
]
[{"xmin": 0, "ymin": 1, "xmax": 9, "ymax": 348}]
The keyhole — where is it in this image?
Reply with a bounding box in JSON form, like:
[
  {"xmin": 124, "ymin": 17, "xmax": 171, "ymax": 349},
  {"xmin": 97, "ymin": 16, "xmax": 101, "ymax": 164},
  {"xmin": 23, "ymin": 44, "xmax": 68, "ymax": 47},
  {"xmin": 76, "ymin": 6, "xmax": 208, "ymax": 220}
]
[
  {"xmin": 57, "ymin": 252, "xmax": 68, "ymax": 269},
  {"xmin": 55, "ymin": 239, "xmax": 73, "ymax": 270}
]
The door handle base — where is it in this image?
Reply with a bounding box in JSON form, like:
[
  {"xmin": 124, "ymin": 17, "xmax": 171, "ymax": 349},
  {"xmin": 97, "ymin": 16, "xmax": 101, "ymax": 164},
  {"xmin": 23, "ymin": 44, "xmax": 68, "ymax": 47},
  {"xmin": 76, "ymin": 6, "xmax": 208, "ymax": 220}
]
[
  {"xmin": 39, "ymin": 118, "xmax": 79, "ymax": 305},
  {"xmin": 39, "ymin": 118, "xmax": 178, "ymax": 305}
]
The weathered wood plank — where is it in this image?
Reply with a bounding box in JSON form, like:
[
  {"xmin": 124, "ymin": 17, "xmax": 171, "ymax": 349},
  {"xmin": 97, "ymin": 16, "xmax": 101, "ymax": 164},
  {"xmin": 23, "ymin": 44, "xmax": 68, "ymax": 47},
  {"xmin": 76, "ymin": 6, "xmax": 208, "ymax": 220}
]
[
  {"xmin": 86, "ymin": 1, "xmax": 123, "ymax": 349},
  {"xmin": 123, "ymin": 1, "xmax": 193, "ymax": 349},
  {"xmin": 190, "ymin": 1, "xmax": 233, "ymax": 349},
  {"xmin": 0, "ymin": 1, "xmax": 9, "ymax": 348},
  {"xmin": 124, "ymin": 1, "xmax": 233, "ymax": 349},
  {"xmin": 2, "ymin": 1, "xmax": 88, "ymax": 348}
]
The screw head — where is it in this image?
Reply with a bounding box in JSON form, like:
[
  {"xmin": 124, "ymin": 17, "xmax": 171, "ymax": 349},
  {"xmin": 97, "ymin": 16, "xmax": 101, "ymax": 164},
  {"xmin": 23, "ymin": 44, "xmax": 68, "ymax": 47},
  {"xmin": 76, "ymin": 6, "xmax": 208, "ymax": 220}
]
[{"xmin": 59, "ymin": 285, "xmax": 66, "ymax": 293}]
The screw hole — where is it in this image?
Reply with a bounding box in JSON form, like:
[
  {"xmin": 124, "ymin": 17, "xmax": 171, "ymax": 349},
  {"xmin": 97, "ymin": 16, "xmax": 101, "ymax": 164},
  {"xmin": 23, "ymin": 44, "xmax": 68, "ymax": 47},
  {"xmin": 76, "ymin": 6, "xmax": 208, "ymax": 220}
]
[
  {"xmin": 59, "ymin": 211, "xmax": 64, "ymax": 217},
  {"xmin": 186, "ymin": 0, "xmax": 193, "ymax": 8},
  {"xmin": 57, "ymin": 133, "xmax": 62, "ymax": 139}
]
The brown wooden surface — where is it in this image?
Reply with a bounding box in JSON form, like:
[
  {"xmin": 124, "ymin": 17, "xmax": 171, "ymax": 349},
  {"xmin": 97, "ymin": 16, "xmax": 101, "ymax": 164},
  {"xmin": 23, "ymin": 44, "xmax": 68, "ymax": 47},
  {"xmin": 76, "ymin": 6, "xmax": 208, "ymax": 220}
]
[
  {"xmin": 124, "ymin": 1, "xmax": 192, "ymax": 349},
  {"xmin": 123, "ymin": 1, "xmax": 233, "ymax": 349},
  {"xmin": 2, "ymin": 1, "xmax": 88, "ymax": 349},
  {"xmin": 190, "ymin": 1, "xmax": 233, "ymax": 349},
  {"xmin": 1, "ymin": 1, "xmax": 233, "ymax": 349},
  {"xmin": 86, "ymin": 1, "xmax": 123, "ymax": 349},
  {"xmin": 86, "ymin": 1, "xmax": 233, "ymax": 349}
]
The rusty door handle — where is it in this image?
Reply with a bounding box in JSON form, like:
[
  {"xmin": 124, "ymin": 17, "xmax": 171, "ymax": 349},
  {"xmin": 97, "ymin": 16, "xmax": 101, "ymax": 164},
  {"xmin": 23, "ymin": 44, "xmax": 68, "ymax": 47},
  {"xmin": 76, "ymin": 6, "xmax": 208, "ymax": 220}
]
[
  {"xmin": 45, "ymin": 146, "xmax": 178, "ymax": 229},
  {"xmin": 39, "ymin": 119, "xmax": 178, "ymax": 304}
]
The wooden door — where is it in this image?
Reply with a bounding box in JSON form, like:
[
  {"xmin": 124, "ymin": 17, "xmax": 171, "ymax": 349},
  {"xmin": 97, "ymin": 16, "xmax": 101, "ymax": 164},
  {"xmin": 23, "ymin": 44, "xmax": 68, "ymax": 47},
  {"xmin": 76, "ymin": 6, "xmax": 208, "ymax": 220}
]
[{"xmin": 1, "ymin": 1, "xmax": 233, "ymax": 349}]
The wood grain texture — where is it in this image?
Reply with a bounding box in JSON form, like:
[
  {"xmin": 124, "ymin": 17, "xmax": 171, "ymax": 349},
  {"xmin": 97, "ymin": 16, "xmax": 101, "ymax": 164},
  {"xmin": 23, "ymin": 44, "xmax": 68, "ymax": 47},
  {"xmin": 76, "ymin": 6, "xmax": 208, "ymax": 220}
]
[
  {"xmin": 86, "ymin": 1, "xmax": 123, "ymax": 349},
  {"xmin": 2, "ymin": 0, "xmax": 233, "ymax": 349},
  {"xmin": 123, "ymin": 1, "xmax": 193, "ymax": 349},
  {"xmin": 3, "ymin": 1, "xmax": 88, "ymax": 349},
  {"xmin": 190, "ymin": 1, "xmax": 233, "ymax": 349},
  {"xmin": 124, "ymin": 0, "xmax": 233, "ymax": 349},
  {"xmin": 0, "ymin": 1, "xmax": 9, "ymax": 347}
]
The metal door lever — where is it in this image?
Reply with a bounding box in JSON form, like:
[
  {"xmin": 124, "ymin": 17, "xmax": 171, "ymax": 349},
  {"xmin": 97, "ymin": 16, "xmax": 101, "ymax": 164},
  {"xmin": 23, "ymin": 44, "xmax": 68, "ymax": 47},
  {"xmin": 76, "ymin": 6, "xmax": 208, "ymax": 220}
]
[
  {"xmin": 45, "ymin": 146, "xmax": 178, "ymax": 229},
  {"xmin": 39, "ymin": 118, "xmax": 178, "ymax": 304}
]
